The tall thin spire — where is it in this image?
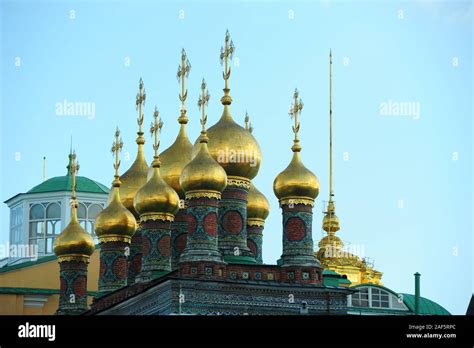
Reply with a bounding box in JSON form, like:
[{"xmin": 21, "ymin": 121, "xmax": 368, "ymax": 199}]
[
  {"xmin": 329, "ymin": 49, "xmax": 333, "ymax": 204},
  {"xmin": 111, "ymin": 127, "xmax": 124, "ymax": 187},
  {"xmin": 220, "ymin": 30, "xmax": 235, "ymax": 106},
  {"xmin": 197, "ymin": 78, "xmax": 210, "ymax": 143},
  {"xmin": 177, "ymin": 49, "xmax": 191, "ymax": 124},
  {"xmin": 289, "ymin": 88, "xmax": 304, "ymax": 152},
  {"xmin": 43, "ymin": 156, "xmax": 46, "ymax": 181},
  {"xmin": 150, "ymin": 107, "xmax": 163, "ymax": 168},
  {"xmin": 135, "ymin": 78, "xmax": 146, "ymax": 145}
]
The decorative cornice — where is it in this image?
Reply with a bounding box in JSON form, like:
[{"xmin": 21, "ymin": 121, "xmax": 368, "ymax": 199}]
[
  {"xmin": 246, "ymin": 218, "xmax": 265, "ymax": 227},
  {"xmin": 99, "ymin": 235, "xmax": 132, "ymax": 244},
  {"xmin": 139, "ymin": 213, "xmax": 175, "ymax": 223},
  {"xmin": 227, "ymin": 176, "xmax": 251, "ymax": 189},
  {"xmin": 185, "ymin": 190, "xmax": 221, "ymax": 200},
  {"xmin": 57, "ymin": 254, "xmax": 90, "ymax": 264},
  {"xmin": 279, "ymin": 197, "xmax": 315, "ymax": 207}
]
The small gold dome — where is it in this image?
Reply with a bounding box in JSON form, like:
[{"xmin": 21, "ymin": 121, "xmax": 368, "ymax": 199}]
[
  {"xmin": 323, "ymin": 212, "xmax": 340, "ymax": 233},
  {"xmin": 247, "ymin": 182, "xmax": 269, "ymax": 221},
  {"xmin": 273, "ymin": 152, "xmax": 319, "ymax": 201},
  {"xmin": 119, "ymin": 143, "xmax": 148, "ymax": 218},
  {"xmin": 193, "ymin": 106, "xmax": 262, "ymax": 180},
  {"xmin": 134, "ymin": 164, "xmax": 180, "ymax": 221},
  {"xmin": 54, "ymin": 210, "xmax": 95, "ymax": 257},
  {"xmin": 95, "ymin": 185, "xmax": 137, "ymax": 242},
  {"xmin": 159, "ymin": 124, "xmax": 192, "ymax": 199},
  {"xmin": 181, "ymin": 141, "xmax": 227, "ymax": 195}
]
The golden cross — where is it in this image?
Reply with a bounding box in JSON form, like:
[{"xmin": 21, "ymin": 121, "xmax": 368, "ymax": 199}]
[
  {"xmin": 150, "ymin": 107, "xmax": 163, "ymax": 159},
  {"xmin": 289, "ymin": 88, "xmax": 303, "ymax": 145},
  {"xmin": 111, "ymin": 127, "xmax": 124, "ymax": 180},
  {"xmin": 177, "ymin": 49, "xmax": 191, "ymax": 116},
  {"xmin": 198, "ymin": 78, "xmax": 210, "ymax": 134},
  {"xmin": 136, "ymin": 78, "xmax": 146, "ymax": 133},
  {"xmin": 220, "ymin": 30, "xmax": 235, "ymax": 92},
  {"xmin": 69, "ymin": 151, "xmax": 79, "ymax": 207}
]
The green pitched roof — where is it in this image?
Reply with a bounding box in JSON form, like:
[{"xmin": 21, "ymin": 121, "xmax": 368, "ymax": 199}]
[
  {"xmin": 400, "ymin": 293, "xmax": 451, "ymax": 315},
  {"xmin": 28, "ymin": 176, "xmax": 109, "ymax": 194}
]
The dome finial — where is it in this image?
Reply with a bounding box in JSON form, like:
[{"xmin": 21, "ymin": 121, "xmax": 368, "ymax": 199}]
[
  {"xmin": 111, "ymin": 127, "xmax": 124, "ymax": 187},
  {"xmin": 244, "ymin": 111, "xmax": 253, "ymax": 133},
  {"xmin": 289, "ymin": 88, "xmax": 304, "ymax": 152},
  {"xmin": 69, "ymin": 150, "xmax": 80, "ymax": 217},
  {"xmin": 219, "ymin": 30, "xmax": 235, "ymax": 106},
  {"xmin": 149, "ymin": 106, "xmax": 163, "ymax": 168},
  {"xmin": 197, "ymin": 78, "xmax": 210, "ymax": 143},
  {"xmin": 177, "ymin": 49, "xmax": 191, "ymax": 124},
  {"xmin": 135, "ymin": 78, "xmax": 146, "ymax": 145}
]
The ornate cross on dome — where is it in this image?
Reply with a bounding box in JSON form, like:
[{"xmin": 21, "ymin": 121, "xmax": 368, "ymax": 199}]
[
  {"xmin": 69, "ymin": 151, "xmax": 79, "ymax": 209},
  {"xmin": 111, "ymin": 127, "xmax": 124, "ymax": 184},
  {"xmin": 177, "ymin": 49, "xmax": 191, "ymax": 123},
  {"xmin": 136, "ymin": 78, "xmax": 146, "ymax": 137},
  {"xmin": 289, "ymin": 88, "xmax": 304, "ymax": 152},
  {"xmin": 197, "ymin": 78, "xmax": 210, "ymax": 141},
  {"xmin": 150, "ymin": 107, "xmax": 163, "ymax": 167},
  {"xmin": 220, "ymin": 30, "xmax": 235, "ymax": 105}
]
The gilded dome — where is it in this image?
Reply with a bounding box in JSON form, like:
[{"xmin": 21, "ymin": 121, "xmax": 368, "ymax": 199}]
[
  {"xmin": 273, "ymin": 152, "xmax": 319, "ymax": 202},
  {"xmin": 134, "ymin": 163, "xmax": 180, "ymax": 222},
  {"xmin": 247, "ymin": 182, "xmax": 269, "ymax": 221},
  {"xmin": 119, "ymin": 141, "xmax": 149, "ymax": 218},
  {"xmin": 192, "ymin": 106, "xmax": 261, "ymax": 180},
  {"xmin": 95, "ymin": 185, "xmax": 137, "ymax": 242},
  {"xmin": 159, "ymin": 124, "xmax": 193, "ymax": 198},
  {"xmin": 323, "ymin": 211, "xmax": 340, "ymax": 233},
  {"xmin": 54, "ymin": 209, "xmax": 95, "ymax": 257},
  {"xmin": 181, "ymin": 140, "xmax": 227, "ymax": 195}
]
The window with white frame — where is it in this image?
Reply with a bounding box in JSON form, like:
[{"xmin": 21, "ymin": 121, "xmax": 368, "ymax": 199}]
[
  {"xmin": 29, "ymin": 202, "xmax": 61, "ymax": 255},
  {"xmin": 10, "ymin": 204, "xmax": 24, "ymax": 245},
  {"xmin": 349, "ymin": 286, "xmax": 408, "ymax": 311}
]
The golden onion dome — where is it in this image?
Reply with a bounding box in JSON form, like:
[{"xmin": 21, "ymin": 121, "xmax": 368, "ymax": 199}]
[
  {"xmin": 273, "ymin": 151, "xmax": 319, "ymax": 202},
  {"xmin": 134, "ymin": 163, "xmax": 180, "ymax": 222},
  {"xmin": 247, "ymin": 182, "xmax": 269, "ymax": 221},
  {"xmin": 54, "ymin": 208, "xmax": 95, "ymax": 257},
  {"xmin": 181, "ymin": 140, "xmax": 227, "ymax": 195},
  {"xmin": 192, "ymin": 105, "xmax": 262, "ymax": 180},
  {"xmin": 95, "ymin": 185, "xmax": 137, "ymax": 242},
  {"xmin": 159, "ymin": 124, "xmax": 192, "ymax": 199},
  {"xmin": 120, "ymin": 140, "xmax": 148, "ymax": 218}
]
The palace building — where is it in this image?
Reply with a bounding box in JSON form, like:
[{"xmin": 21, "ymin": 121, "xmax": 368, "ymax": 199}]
[{"xmin": 0, "ymin": 32, "xmax": 450, "ymax": 316}]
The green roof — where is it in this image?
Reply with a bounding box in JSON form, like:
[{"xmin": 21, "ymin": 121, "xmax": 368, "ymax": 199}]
[
  {"xmin": 28, "ymin": 175, "xmax": 109, "ymax": 194},
  {"xmin": 400, "ymin": 293, "xmax": 451, "ymax": 315}
]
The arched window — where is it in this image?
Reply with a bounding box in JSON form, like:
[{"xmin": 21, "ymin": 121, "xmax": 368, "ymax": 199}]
[
  {"xmin": 29, "ymin": 202, "xmax": 62, "ymax": 255},
  {"xmin": 87, "ymin": 204, "xmax": 103, "ymax": 236},
  {"xmin": 30, "ymin": 204, "xmax": 44, "ymax": 220}
]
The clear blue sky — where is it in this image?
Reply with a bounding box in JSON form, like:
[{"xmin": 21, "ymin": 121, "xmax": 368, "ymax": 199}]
[{"xmin": 1, "ymin": 0, "xmax": 472, "ymax": 314}]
